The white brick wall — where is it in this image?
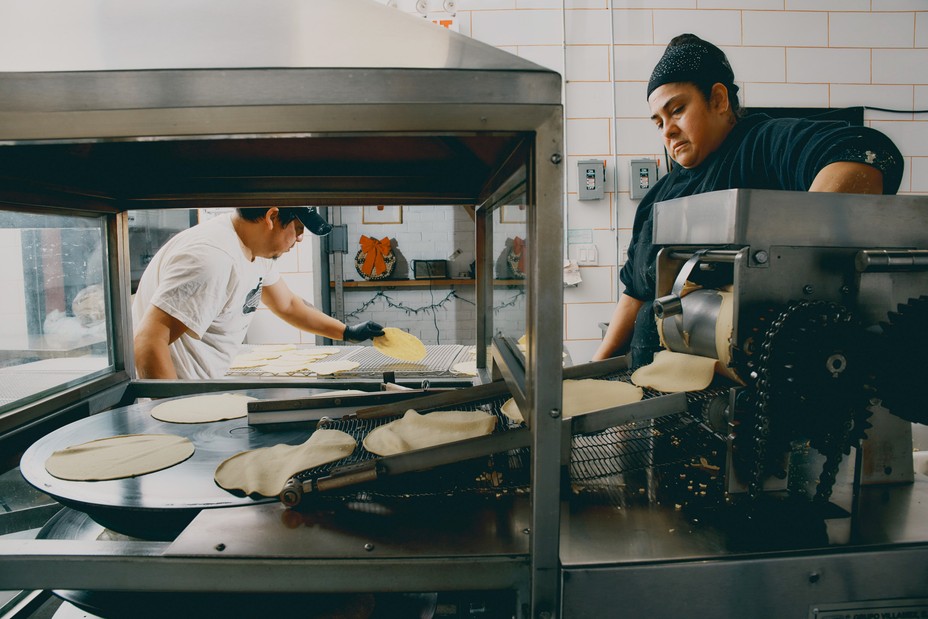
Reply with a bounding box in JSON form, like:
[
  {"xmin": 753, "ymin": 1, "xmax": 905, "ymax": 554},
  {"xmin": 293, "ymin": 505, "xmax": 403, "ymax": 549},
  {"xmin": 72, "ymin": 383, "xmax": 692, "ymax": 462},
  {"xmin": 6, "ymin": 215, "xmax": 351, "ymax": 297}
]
[{"xmin": 249, "ymin": 1, "xmax": 928, "ymax": 362}]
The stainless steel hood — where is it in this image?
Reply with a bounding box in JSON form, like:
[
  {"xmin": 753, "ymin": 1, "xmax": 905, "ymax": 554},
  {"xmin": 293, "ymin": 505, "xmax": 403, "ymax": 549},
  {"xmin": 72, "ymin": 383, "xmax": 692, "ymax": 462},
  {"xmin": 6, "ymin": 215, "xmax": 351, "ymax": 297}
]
[{"xmin": 0, "ymin": 0, "xmax": 562, "ymax": 208}]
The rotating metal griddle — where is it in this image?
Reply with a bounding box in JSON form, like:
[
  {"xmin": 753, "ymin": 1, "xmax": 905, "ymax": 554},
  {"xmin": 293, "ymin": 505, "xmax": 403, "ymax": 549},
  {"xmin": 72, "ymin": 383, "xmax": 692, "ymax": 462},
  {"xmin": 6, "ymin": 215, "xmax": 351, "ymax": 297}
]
[{"xmin": 20, "ymin": 388, "xmax": 330, "ymax": 539}]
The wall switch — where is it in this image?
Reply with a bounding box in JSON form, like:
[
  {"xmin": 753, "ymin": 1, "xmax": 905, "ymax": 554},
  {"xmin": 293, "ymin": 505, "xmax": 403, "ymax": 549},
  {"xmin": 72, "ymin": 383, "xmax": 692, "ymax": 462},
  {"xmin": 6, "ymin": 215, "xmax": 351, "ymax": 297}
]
[
  {"xmin": 630, "ymin": 158, "xmax": 658, "ymax": 200},
  {"xmin": 570, "ymin": 243, "xmax": 599, "ymax": 266}
]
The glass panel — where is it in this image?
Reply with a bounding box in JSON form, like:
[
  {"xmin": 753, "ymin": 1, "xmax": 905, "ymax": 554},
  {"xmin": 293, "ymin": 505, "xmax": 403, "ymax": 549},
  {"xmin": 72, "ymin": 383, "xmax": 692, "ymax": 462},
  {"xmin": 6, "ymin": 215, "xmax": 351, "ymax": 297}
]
[
  {"xmin": 0, "ymin": 210, "xmax": 111, "ymax": 414},
  {"xmin": 128, "ymin": 209, "xmax": 198, "ymax": 293},
  {"xmin": 493, "ymin": 193, "xmax": 527, "ymax": 342}
]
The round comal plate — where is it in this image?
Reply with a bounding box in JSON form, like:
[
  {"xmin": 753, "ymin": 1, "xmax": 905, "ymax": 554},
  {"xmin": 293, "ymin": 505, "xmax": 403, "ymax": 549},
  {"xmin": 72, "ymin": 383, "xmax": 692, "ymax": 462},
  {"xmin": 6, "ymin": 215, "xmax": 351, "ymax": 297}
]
[{"xmin": 20, "ymin": 389, "xmax": 325, "ymax": 538}]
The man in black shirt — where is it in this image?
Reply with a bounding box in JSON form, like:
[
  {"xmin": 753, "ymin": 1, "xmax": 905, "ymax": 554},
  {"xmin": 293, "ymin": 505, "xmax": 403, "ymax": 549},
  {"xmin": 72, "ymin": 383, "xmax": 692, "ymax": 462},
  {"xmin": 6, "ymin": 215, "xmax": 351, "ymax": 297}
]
[{"xmin": 592, "ymin": 33, "xmax": 903, "ymax": 366}]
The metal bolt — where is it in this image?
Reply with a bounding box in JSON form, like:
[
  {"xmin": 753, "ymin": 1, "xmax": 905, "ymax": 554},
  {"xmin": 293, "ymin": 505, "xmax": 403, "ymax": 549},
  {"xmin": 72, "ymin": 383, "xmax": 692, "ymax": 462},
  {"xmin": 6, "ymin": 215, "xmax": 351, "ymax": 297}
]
[
  {"xmin": 215, "ymin": 543, "xmax": 226, "ymax": 552},
  {"xmin": 550, "ymin": 154, "xmax": 562, "ymax": 164},
  {"xmin": 549, "ymin": 408, "xmax": 561, "ymax": 418},
  {"xmin": 364, "ymin": 543, "xmax": 375, "ymax": 552},
  {"xmin": 753, "ymin": 250, "xmax": 769, "ymax": 264},
  {"xmin": 522, "ymin": 528, "xmax": 531, "ymax": 535},
  {"xmin": 840, "ymin": 285, "xmax": 851, "ymax": 295},
  {"xmin": 803, "ymin": 285, "xmax": 814, "ymax": 295}
]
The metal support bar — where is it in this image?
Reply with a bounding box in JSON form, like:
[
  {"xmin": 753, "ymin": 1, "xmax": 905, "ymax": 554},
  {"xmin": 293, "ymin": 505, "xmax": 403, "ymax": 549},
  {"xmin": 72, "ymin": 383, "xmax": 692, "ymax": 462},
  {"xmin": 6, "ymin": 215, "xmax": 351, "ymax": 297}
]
[
  {"xmin": 856, "ymin": 249, "xmax": 928, "ymax": 272},
  {"xmin": 0, "ymin": 540, "xmax": 529, "ymax": 594}
]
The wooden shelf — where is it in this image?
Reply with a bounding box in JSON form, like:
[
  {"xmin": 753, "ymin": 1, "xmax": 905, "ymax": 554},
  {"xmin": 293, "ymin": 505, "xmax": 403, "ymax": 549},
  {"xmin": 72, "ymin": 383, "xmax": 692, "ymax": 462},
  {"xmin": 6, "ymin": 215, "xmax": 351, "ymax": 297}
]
[{"xmin": 330, "ymin": 278, "xmax": 525, "ymax": 288}]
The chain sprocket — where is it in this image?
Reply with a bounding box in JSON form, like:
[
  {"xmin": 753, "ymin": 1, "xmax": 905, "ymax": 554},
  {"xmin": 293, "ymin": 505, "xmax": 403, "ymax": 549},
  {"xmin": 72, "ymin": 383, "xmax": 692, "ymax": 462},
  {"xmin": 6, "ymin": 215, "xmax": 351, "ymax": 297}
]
[
  {"xmin": 736, "ymin": 300, "xmax": 872, "ymax": 501},
  {"xmin": 874, "ymin": 295, "xmax": 928, "ymax": 425}
]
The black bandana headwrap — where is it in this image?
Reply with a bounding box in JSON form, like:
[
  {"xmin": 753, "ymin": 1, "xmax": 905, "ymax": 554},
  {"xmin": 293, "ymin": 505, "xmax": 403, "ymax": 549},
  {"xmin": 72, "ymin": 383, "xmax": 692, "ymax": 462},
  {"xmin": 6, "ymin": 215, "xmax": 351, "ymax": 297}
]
[{"xmin": 647, "ymin": 35, "xmax": 738, "ymax": 100}]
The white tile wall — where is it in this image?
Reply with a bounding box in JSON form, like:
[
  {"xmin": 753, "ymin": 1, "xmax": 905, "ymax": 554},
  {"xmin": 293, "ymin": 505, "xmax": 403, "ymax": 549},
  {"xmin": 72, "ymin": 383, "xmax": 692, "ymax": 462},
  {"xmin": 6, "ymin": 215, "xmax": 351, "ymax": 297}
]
[
  {"xmin": 742, "ymin": 82, "xmax": 830, "ymax": 107},
  {"xmin": 614, "ymin": 45, "xmax": 664, "ymax": 80},
  {"xmin": 250, "ymin": 0, "xmax": 928, "ymax": 358},
  {"xmin": 723, "ymin": 46, "xmax": 786, "ymax": 83},
  {"xmin": 873, "ymin": 49, "xmax": 928, "ymax": 84},
  {"xmin": 785, "ymin": 0, "xmax": 868, "ymax": 10},
  {"xmin": 611, "ymin": 10, "xmax": 654, "ymax": 45},
  {"xmin": 567, "ymin": 118, "xmax": 613, "ymax": 154},
  {"xmin": 567, "ymin": 192, "xmax": 613, "ymax": 229},
  {"xmin": 471, "ymin": 9, "xmax": 562, "ymax": 45},
  {"xmin": 614, "ymin": 81, "xmax": 649, "ymax": 117},
  {"xmin": 566, "ymin": 81, "xmax": 616, "ymax": 118},
  {"xmin": 653, "ymin": 10, "xmax": 743, "ymax": 46},
  {"xmin": 565, "ymin": 9, "xmax": 614, "ymax": 45},
  {"xmin": 564, "ymin": 266, "xmax": 615, "ymax": 303},
  {"xmin": 917, "ymin": 12, "xmax": 928, "ymax": 47},
  {"xmin": 912, "ymin": 157, "xmax": 928, "ymax": 192},
  {"xmin": 830, "ymin": 12, "xmax": 915, "ymax": 48},
  {"xmin": 566, "ymin": 45, "xmax": 611, "ymax": 81},
  {"xmin": 787, "ymin": 48, "xmax": 871, "ymax": 84},
  {"xmin": 743, "ymin": 11, "xmax": 828, "ymax": 46}
]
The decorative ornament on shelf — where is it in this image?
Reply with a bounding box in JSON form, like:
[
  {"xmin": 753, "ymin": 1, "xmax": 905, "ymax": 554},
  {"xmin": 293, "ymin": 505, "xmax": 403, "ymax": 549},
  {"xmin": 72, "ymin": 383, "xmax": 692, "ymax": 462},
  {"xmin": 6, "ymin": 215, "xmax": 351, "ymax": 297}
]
[
  {"xmin": 355, "ymin": 235, "xmax": 396, "ymax": 281},
  {"xmin": 507, "ymin": 236, "xmax": 526, "ymax": 279}
]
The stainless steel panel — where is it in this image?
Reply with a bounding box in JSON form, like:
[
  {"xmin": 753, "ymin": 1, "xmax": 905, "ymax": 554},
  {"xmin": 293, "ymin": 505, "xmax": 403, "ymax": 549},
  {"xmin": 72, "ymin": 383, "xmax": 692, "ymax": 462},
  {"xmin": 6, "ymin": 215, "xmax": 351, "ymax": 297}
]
[
  {"xmin": 0, "ymin": 0, "xmax": 548, "ymax": 74},
  {"xmin": 167, "ymin": 498, "xmax": 531, "ymax": 559},
  {"xmin": 562, "ymin": 546, "xmax": 928, "ymax": 619},
  {"xmin": 653, "ymin": 189, "xmax": 928, "ymax": 248}
]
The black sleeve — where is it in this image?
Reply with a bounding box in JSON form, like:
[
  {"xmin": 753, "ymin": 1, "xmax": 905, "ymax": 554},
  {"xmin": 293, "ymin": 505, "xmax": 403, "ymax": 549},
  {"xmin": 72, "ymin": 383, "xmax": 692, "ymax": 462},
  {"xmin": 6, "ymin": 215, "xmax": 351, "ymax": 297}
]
[
  {"xmin": 618, "ymin": 175, "xmax": 670, "ymax": 301},
  {"xmin": 742, "ymin": 118, "xmax": 903, "ymax": 194}
]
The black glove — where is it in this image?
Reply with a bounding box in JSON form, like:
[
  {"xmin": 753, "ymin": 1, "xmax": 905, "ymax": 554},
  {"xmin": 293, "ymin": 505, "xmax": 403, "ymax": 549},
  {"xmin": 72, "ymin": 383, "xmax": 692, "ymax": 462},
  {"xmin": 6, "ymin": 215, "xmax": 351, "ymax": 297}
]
[{"xmin": 343, "ymin": 321, "xmax": 385, "ymax": 343}]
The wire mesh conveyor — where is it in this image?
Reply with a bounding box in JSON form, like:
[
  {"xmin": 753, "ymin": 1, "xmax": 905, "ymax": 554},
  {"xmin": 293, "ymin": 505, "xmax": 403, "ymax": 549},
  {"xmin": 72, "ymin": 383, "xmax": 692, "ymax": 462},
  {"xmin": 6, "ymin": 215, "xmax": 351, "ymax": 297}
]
[{"xmin": 276, "ymin": 367, "xmax": 734, "ymax": 509}]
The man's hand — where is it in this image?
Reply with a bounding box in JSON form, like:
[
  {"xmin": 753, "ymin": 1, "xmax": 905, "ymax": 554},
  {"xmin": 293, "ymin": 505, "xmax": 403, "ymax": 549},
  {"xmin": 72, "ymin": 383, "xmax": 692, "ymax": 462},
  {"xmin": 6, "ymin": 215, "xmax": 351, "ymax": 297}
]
[{"xmin": 344, "ymin": 321, "xmax": 386, "ymax": 343}]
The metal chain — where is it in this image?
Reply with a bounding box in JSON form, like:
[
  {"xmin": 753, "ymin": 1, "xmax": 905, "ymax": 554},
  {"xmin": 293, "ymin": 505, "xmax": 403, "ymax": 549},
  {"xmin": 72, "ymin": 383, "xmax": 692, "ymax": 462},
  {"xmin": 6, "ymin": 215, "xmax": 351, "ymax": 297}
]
[{"xmin": 750, "ymin": 300, "xmax": 854, "ymax": 503}]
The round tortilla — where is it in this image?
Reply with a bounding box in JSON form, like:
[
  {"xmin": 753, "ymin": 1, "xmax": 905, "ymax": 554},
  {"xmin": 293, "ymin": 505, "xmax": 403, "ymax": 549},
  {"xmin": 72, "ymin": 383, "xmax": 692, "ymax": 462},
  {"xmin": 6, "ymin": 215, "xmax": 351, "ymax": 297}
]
[
  {"xmin": 373, "ymin": 328, "xmax": 427, "ymax": 361},
  {"xmin": 151, "ymin": 393, "xmax": 257, "ymax": 424},
  {"xmin": 363, "ymin": 409, "xmax": 496, "ymax": 456},
  {"xmin": 214, "ymin": 429, "xmax": 357, "ymax": 497},
  {"xmin": 631, "ymin": 350, "xmax": 718, "ymax": 393},
  {"xmin": 45, "ymin": 434, "xmax": 195, "ymax": 481},
  {"xmin": 500, "ymin": 379, "xmax": 644, "ymax": 423}
]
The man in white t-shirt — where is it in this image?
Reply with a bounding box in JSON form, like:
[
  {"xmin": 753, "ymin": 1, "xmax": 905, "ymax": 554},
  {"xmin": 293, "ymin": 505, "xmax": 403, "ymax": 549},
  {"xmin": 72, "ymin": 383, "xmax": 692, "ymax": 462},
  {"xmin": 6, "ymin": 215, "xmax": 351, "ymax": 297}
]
[{"xmin": 132, "ymin": 207, "xmax": 384, "ymax": 379}]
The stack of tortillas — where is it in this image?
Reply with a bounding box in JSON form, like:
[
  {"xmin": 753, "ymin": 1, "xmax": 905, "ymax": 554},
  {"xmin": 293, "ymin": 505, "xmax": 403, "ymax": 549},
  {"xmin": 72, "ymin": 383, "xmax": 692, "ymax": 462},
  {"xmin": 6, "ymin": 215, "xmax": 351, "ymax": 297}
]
[
  {"xmin": 150, "ymin": 393, "xmax": 256, "ymax": 424},
  {"xmin": 228, "ymin": 346, "xmax": 345, "ymax": 375},
  {"xmin": 214, "ymin": 429, "xmax": 357, "ymax": 497},
  {"xmin": 500, "ymin": 379, "xmax": 644, "ymax": 424},
  {"xmin": 45, "ymin": 434, "xmax": 195, "ymax": 481},
  {"xmin": 363, "ymin": 409, "xmax": 496, "ymax": 456},
  {"xmin": 373, "ymin": 327, "xmax": 427, "ymax": 361}
]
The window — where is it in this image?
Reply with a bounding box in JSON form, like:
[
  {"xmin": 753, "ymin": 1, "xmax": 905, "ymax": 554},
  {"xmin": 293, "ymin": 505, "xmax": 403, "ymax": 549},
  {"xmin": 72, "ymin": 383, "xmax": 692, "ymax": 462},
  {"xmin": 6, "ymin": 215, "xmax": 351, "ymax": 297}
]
[{"xmin": 0, "ymin": 210, "xmax": 111, "ymax": 414}]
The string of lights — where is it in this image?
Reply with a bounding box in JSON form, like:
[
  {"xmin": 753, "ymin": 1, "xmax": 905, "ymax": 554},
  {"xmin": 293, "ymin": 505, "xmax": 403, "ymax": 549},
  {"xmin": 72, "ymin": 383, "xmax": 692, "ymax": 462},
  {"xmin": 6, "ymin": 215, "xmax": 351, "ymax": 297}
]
[{"xmin": 343, "ymin": 289, "xmax": 524, "ymax": 320}]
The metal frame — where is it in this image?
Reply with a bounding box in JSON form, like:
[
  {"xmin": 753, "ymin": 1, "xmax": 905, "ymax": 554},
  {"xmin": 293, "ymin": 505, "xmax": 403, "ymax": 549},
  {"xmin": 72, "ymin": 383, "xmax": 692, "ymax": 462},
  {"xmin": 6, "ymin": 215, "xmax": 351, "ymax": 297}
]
[{"xmin": 0, "ymin": 3, "xmax": 567, "ymax": 617}]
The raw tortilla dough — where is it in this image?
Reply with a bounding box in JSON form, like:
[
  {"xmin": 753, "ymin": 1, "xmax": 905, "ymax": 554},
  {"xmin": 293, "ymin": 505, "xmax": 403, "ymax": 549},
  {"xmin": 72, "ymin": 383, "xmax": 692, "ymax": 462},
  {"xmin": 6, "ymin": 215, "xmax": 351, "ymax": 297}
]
[
  {"xmin": 228, "ymin": 357, "xmax": 271, "ymax": 369},
  {"xmin": 151, "ymin": 393, "xmax": 257, "ymax": 424},
  {"xmin": 500, "ymin": 379, "xmax": 644, "ymax": 424},
  {"xmin": 250, "ymin": 344, "xmax": 297, "ymax": 353},
  {"xmin": 214, "ymin": 429, "xmax": 357, "ymax": 497},
  {"xmin": 45, "ymin": 434, "xmax": 195, "ymax": 481},
  {"xmin": 451, "ymin": 360, "xmax": 477, "ymax": 376},
  {"xmin": 631, "ymin": 350, "xmax": 718, "ymax": 393},
  {"xmin": 308, "ymin": 359, "xmax": 361, "ymax": 375},
  {"xmin": 261, "ymin": 360, "xmax": 315, "ymax": 374},
  {"xmin": 373, "ymin": 328, "xmax": 427, "ymax": 361},
  {"xmin": 363, "ymin": 409, "xmax": 496, "ymax": 456}
]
